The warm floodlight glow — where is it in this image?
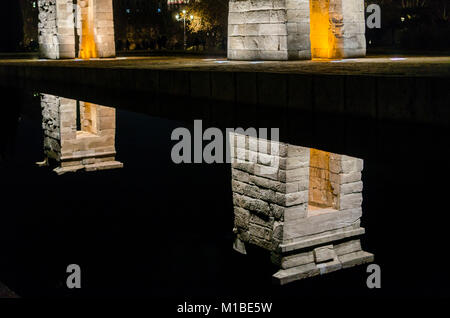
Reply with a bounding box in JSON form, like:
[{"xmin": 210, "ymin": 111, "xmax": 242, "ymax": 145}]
[
  {"xmin": 79, "ymin": 0, "xmax": 98, "ymax": 59},
  {"xmin": 309, "ymin": 0, "xmax": 340, "ymax": 59}
]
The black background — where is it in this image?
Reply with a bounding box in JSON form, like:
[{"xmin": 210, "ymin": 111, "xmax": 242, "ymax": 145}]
[{"xmin": 0, "ymin": 86, "xmax": 449, "ymax": 303}]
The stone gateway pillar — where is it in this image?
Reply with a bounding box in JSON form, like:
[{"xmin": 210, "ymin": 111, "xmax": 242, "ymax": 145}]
[
  {"xmin": 40, "ymin": 94, "xmax": 123, "ymax": 174},
  {"xmin": 229, "ymin": 133, "xmax": 373, "ymax": 284},
  {"xmin": 228, "ymin": 0, "xmax": 366, "ymax": 60},
  {"xmin": 38, "ymin": 0, "xmax": 115, "ymax": 59}
]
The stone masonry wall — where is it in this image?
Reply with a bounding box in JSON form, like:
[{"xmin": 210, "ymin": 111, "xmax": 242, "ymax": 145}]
[
  {"xmin": 41, "ymin": 94, "xmax": 63, "ymax": 160},
  {"xmin": 39, "ymin": 0, "xmax": 115, "ymax": 59},
  {"xmin": 228, "ymin": 0, "xmax": 366, "ymax": 60},
  {"xmin": 93, "ymin": 0, "xmax": 116, "ymax": 58},
  {"xmin": 230, "ymin": 133, "xmax": 311, "ymax": 252},
  {"xmin": 230, "ymin": 133, "xmax": 365, "ymax": 256},
  {"xmin": 342, "ymin": 0, "xmax": 366, "ymax": 58},
  {"xmin": 59, "ymin": 102, "xmax": 117, "ymax": 165},
  {"xmin": 286, "ymin": 0, "xmax": 312, "ymax": 60},
  {"xmin": 38, "ymin": 0, "xmax": 76, "ymax": 59},
  {"xmin": 229, "ymin": 0, "xmax": 311, "ymax": 60},
  {"xmin": 40, "ymin": 94, "xmax": 122, "ymax": 174},
  {"xmin": 309, "ymin": 148, "xmax": 340, "ymax": 209},
  {"xmin": 229, "ymin": 133, "xmax": 372, "ymax": 284},
  {"xmin": 334, "ymin": 155, "xmax": 364, "ymax": 210}
]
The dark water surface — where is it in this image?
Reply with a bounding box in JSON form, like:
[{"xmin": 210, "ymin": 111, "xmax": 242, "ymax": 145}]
[{"xmin": 0, "ymin": 87, "xmax": 449, "ymax": 299}]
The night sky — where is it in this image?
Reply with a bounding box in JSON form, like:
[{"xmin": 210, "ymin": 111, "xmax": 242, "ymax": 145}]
[{"xmin": 0, "ymin": 2, "xmax": 23, "ymax": 52}]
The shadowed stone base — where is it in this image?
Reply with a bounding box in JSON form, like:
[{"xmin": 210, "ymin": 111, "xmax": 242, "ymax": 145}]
[
  {"xmin": 54, "ymin": 161, "xmax": 123, "ymax": 175},
  {"xmin": 272, "ymin": 250, "xmax": 374, "ymax": 285}
]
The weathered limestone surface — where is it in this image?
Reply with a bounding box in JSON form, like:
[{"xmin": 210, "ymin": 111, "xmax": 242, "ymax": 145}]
[
  {"xmin": 40, "ymin": 94, "xmax": 122, "ymax": 174},
  {"xmin": 38, "ymin": 0, "xmax": 76, "ymax": 59},
  {"xmin": 38, "ymin": 0, "xmax": 115, "ymax": 59},
  {"xmin": 93, "ymin": 0, "xmax": 116, "ymax": 58},
  {"xmin": 228, "ymin": 0, "xmax": 366, "ymax": 60},
  {"xmin": 230, "ymin": 132, "xmax": 372, "ymax": 284}
]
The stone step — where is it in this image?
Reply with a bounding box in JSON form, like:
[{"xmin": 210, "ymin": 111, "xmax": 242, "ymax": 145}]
[
  {"xmin": 53, "ymin": 160, "xmax": 123, "ymax": 175},
  {"xmin": 272, "ymin": 250, "xmax": 374, "ymax": 285}
]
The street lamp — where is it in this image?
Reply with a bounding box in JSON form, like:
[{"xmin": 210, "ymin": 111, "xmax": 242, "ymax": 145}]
[{"xmin": 175, "ymin": 10, "xmax": 194, "ymax": 51}]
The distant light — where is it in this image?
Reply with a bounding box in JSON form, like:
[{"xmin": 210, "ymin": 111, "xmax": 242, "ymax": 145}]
[
  {"xmin": 190, "ymin": 15, "xmax": 194, "ymax": 20},
  {"xmin": 215, "ymin": 61, "xmax": 229, "ymax": 64},
  {"xmin": 126, "ymin": 8, "xmax": 131, "ymax": 14},
  {"xmin": 157, "ymin": 8, "xmax": 161, "ymax": 13},
  {"xmin": 32, "ymin": 1, "xmax": 36, "ymax": 8},
  {"xmin": 175, "ymin": 14, "xmax": 179, "ymax": 20},
  {"xmin": 182, "ymin": 10, "xmax": 186, "ymax": 14},
  {"xmin": 401, "ymin": 17, "xmax": 405, "ymax": 22},
  {"xmin": 390, "ymin": 58, "xmax": 407, "ymax": 61}
]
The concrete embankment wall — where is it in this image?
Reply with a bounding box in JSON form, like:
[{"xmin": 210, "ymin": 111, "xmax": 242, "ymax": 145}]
[{"xmin": 0, "ymin": 64, "xmax": 447, "ymax": 127}]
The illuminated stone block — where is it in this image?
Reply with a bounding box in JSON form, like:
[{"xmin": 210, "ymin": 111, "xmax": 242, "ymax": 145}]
[
  {"xmin": 75, "ymin": 0, "xmax": 116, "ymax": 58},
  {"xmin": 40, "ymin": 94, "xmax": 123, "ymax": 174},
  {"xmin": 228, "ymin": 0, "xmax": 366, "ymax": 60},
  {"xmin": 38, "ymin": 0, "xmax": 76, "ymax": 59},
  {"xmin": 38, "ymin": 0, "xmax": 115, "ymax": 59},
  {"xmin": 229, "ymin": 133, "xmax": 373, "ymax": 284}
]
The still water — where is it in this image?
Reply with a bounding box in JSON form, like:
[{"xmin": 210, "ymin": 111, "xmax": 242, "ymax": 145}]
[{"xmin": 0, "ymin": 87, "xmax": 448, "ymax": 298}]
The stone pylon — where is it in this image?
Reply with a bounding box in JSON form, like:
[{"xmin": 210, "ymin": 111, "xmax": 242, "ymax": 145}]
[
  {"xmin": 38, "ymin": 0, "xmax": 115, "ymax": 59},
  {"xmin": 39, "ymin": 94, "xmax": 123, "ymax": 174},
  {"xmin": 229, "ymin": 133, "xmax": 373, "ymax": 284},
  {"xmin": 228, "ymin": 0, "xmax": 366, "ymax": 60}
]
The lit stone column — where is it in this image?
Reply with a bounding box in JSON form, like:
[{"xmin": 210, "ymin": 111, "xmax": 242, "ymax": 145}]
[
  {"xmin": 92, "ymin": 0, "xmax": 116, "ymax": 58},
  {"xmin": 38, "ymin": 0, "xmax": 115, "ymax": 59},
  {"xmin": 229, "ymin": 133, "xmax": 373, "ymax": 284},
  {"xmin": 228, "ymin": 0, "xmax": 290, "ymax": 60},
  {"xmin": 38, "ymin": 0, "xmax": 76, "ymax": 59},
  {"xmin": 227, "ymin": 0, "xmax": 366, "ymax": 60},
  {"xmin": 76, "ymin": 0, "xmax": 116, "ymax": 58},
  {"xmin": 342, "ymin": 0, "xmax": 366, "ymax": 58}
]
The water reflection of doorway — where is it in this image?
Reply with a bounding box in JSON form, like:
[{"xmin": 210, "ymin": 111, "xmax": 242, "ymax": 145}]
[{"xmin": 39, "ymin": 94, "xmax": 123, "ymax": 174}]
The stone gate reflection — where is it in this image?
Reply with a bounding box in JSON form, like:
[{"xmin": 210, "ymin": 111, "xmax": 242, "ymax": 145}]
[{"xmin": 38, "ymin": 94, "xmax": 123, "ymax": 174}]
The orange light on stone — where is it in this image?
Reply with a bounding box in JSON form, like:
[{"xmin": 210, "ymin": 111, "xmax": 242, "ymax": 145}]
[
  {"xmin": 309, "ymin": 0, "xmax": 342, "ymax": 60},
  {"xmin": 308, "ymin": 148, "xmax": 339, "ymax": 211},
  {"xmin": 79, "ymin": 0, "xmax": 98, "ymax": 59}
]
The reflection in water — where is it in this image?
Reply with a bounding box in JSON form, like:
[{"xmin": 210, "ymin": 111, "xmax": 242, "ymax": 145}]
[{"xmin": 38, "ymin": 94, "xmax": 123, "ymax": 174}]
